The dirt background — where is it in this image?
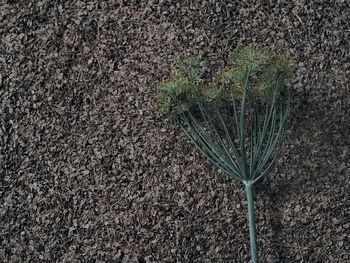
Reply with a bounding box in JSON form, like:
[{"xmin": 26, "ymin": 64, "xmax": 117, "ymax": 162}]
[{"xmin": 1, "ymin": 1, "xmax": 349, "ymax": 262}]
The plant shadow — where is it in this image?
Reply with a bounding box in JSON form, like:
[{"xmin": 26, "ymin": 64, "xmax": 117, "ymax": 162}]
[{"xmin": 254, "ymin": 90, "xmax": 350, "ymax": 261}]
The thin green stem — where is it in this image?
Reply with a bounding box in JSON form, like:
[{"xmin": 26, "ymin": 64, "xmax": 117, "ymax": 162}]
[
  {"xmin": 239, "ymin": 65, "xmax": 252, "ymax": 179},
  {"xmin": 245, "ymin": 183, "xmax": 258, "ymax": 263}
]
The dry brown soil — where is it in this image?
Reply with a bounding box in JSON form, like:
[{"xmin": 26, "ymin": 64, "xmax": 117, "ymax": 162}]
[{"xmin": 1, "ymin": 1, "xmax": 349, "ymax": 262}]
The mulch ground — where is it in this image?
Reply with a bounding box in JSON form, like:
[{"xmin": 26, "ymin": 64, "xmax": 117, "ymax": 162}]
[{"xmin": 1, "ymin": 1, "xmax": 349, "ymax": 262}]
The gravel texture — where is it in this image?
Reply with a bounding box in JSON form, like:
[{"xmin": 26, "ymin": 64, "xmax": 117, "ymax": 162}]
[{"xmin": 1, "ymin": 1, "xmax": 350, "ymax": 262}]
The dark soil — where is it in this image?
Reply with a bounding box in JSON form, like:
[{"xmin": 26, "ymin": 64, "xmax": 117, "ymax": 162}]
[{"xmin": 1, "ymin": 1, "xmax": 349, "ymax": 262}]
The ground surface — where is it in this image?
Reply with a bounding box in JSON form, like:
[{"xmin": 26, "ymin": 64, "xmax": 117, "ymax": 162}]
[{"xmin": 1, "ymin": 1, "xmax": 350, "ymax": 262}]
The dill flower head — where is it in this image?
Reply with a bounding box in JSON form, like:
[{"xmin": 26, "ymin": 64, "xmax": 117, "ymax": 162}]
[{"xmin": 156, "ymin": 76, "xmax": 196, "ymax": 115}]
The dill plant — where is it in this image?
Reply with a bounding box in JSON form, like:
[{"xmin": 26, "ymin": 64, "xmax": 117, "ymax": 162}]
[{"xmin": 156, "ymin": 44, "xmax": 293, "ymax": 263}]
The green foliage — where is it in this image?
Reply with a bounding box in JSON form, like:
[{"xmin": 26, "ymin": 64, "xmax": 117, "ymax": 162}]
[
  {"xmin": 156, "ymin": 44, "xmax": 293, "ymax": 116},
  {"xmin": 157, "ymin": 54, "xmax": 223, "ymax": 115},
  {"xmin": 229, "ymin": 43, "xmax": 269, "ymax": 72},
  {"xmin": 156, "ymin": 43, "xmax": 294, "ymax": 263},
  {"xmin": 200, "ymin": 84, "xmax": 223, "ymax": 105},
  {"xmin": 214, "ymin": 44, "xmax": 291, "ymax": 105},
  {"xmin": 173, "ymin": 54, "xmax": 205, "ymax": 80},
  {"xmin": 156, "ymin": 76, "xmax": 196, "ymax": 115},
  {"xmin": 156, "ymin": 44, "xmax": 293, "ymax": 181}
]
